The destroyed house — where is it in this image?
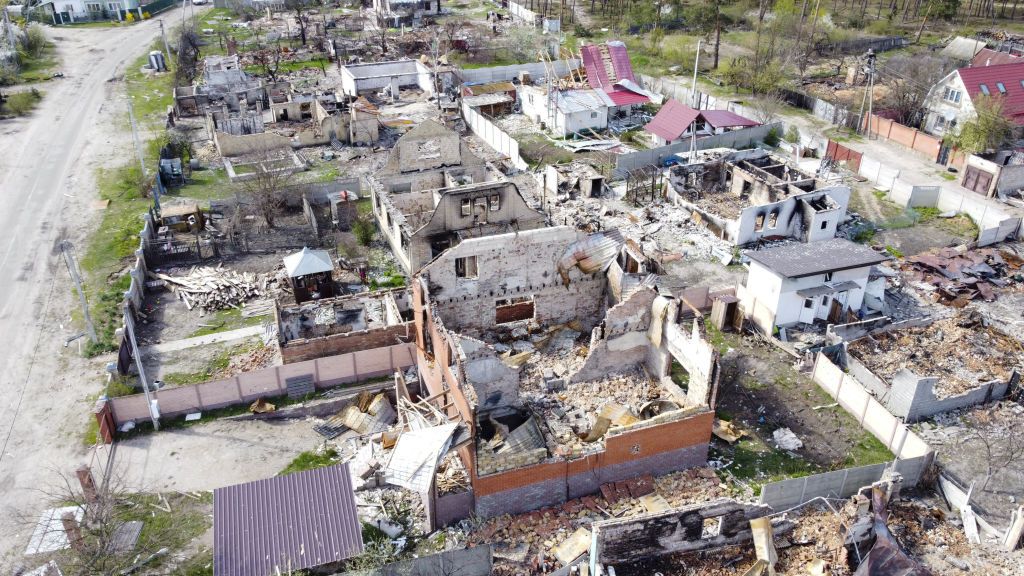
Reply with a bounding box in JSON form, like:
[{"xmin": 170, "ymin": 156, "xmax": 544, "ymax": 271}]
[
  {"xmin": 174, "ymin": 55, "xmax": 269, "ymax": 117},
  {"xmin": 409, "ymin": 226, "xmax": 719, "ymax": 519},
  {"xmin": 740, "ymin": 238, "xmax": 888, "ymax": 336},
  {"xmin": 371, "ymin": 0, "xmax": 441, "ymax": 27},
  {"xmin": 276, "ymin": 288, "xmax": 414, "ymax": 364},
  {"xmin": 371, "ymin": 120, "xmax": 544, "ymax": 273},
  {"xmin": 841, "ymin": 315, "xmax": 1019, "ymax": 422},
  {"xmin": 666, "ymin": 149, "xmax": 850, "ymax": 246},
  {"xmin": 339, "ymin": 60, "xmax": 436, "ymax": 100}
]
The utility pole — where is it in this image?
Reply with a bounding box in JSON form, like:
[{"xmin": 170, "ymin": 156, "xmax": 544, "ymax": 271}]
[
  {"xmin": 159, "ymin": 19, "xmax": 172, "ymax": 68},
  {"xmin": 865, "ymin": 49, "xmax": 876, "ymax": 140},
  {"xmin": 60, "ymin": 241, "xmax": 98, "ymax": 345},
  {"xmin": 690, "ymin": 39, "xmax": 702, "ymax": 162},
  {"xmin": 123, "ymin": 309, "xmax": 159, "ymax": 430}
]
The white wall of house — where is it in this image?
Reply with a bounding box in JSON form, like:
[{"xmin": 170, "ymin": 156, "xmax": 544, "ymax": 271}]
[
  {"xmin": 923, "ymin": 72, "xmax": 975, "ymax": 136},
  {"xmin": 557, "ymin": 106, "xmax": 608, "ymax": 136},
  {"xmin": 742, "ymin": 262, "xmax": 871, "ymax": 334}
]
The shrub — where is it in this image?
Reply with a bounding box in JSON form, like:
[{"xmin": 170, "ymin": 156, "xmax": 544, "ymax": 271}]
[
  {"xmin": 3, "ymin": 89, "xmax": 42, "ymax": 116},
  {"xmin": 573, "ymin": 23, "xmax": 591, "ymax": 38},
  {"xmin": 352, "ymin": 216, "xmax": 376, "ymax": 246},
  {"xmin": 763, "ymin": 127, "xmax": 780, "ymax": 147},
  {"xmin": 785, "ymin": 125, "xmax": 800, "ymax": 143},
  {"xmin": 22, "ymin": 23, "xmax": 48, "ymax": 58}
]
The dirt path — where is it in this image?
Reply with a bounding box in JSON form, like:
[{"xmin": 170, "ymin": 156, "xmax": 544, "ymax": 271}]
[{"xmin": 0, "ymin": 10, "xmax": 202, "ymax": 567}]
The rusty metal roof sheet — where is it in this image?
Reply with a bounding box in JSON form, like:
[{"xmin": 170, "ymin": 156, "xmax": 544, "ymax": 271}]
[{"xmin": 213, "ymin": 463, "xmax": 363, "ymax": 576}]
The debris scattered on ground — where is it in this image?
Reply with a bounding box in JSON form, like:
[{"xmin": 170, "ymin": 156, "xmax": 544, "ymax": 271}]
[
  {"xmin": 149, "ymin": 266, "xmax": 264, "ymax": 313},
  {"xmin": 772, "ymin": 427, "xmax": 803, "ymax": 451},
  {"xmin": 902, "ymin": 245, "xmax": 1023, "ymax": 306},
  {"xmin": 848, "ymin": 314, "xmax": 1022, "ymax": 398}
]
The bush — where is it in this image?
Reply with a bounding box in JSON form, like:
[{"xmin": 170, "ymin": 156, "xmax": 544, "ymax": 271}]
[
  {"xmin": 573, "ymin": 23, "xmax": 592, "ymax": 38},
  {"xmin": 22, "ymin": 23, "xmax": 48, "ymax": 58},
  {"xmin": 763, "ymin": 127, "xmax": 780, "ymax": 147},
  {"xmin": 785, "ymin": 125, "xmax": 800, "ymax": 143},
  {"xmin": 3, "ymin": 89, "xmax": 42, "ymax": 116},
  {"xmin": 352, "ymin": 216, "xmax": 376, "ymax": 246}
]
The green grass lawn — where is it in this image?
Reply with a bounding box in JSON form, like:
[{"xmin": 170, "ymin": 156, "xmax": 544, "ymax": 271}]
[
  {"xmin": 188, "ymin": 306, "xmax": 267, "ymax": 338},
  {"xmin": 17, "ymin": 42, "xmax": 60, "ymax": 83},
  {"xmin": 279, "ymin": 447, "xmax": 340, "ymax": 476},
  {"xmin": 125, "ymin": 39, "xmax": 176, "ymax": 129},
  {"xmin": 161, "ymin": 341, "xmax": 258, "ymax": 386}
]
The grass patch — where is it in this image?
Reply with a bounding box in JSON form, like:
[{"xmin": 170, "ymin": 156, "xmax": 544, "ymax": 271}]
[
  {"xmin": 125, "ymin": 39, "xmax": 176, "ymax": 128},
  {"xmin": 161, "ymin": 342, "xmax": 256, "ymax": 386},
  {"xmin": 1, "ymin": 89, "xmax": 44, "ymax": 116},
  {"xmin": 823, "ymin": 127, "xmax": 863, "ymax": 143},
  {"xmin": 118, "ymin": 491, "xmax": 212, "ymax": 570},
  {"xmin": 173, "ymin": 548, "xmax": 213, "ymax": 576},
  {"xmin": 842, "ymin": 431, "xmax": 893, "ymax": 468},
  {"xmin": 940, "ymin": 171, "xmax": 957, "ymax": 181},
  {"xmin": 172, "ymin": 168, "xmax": 233, "ymax": 202},
  {"xmin": 712, "ymin": 436, "xmax": 822, "ymax": 494},
  {"xmin": 884, "ymin": 245, "xmax": 904, "ymax": 258},
  {"xmin": 188, "ymin": 307, "xmax": 267, "ymax": 338},
  {"xmin": 16, "ymin": 42, "xmax": 59, "ymax": 83},
  {"xmin": 913, "ymin": 206, "xmax": 978, "ymax": 237},
  {"xmin": 279, "ymin": 447, "xmax": 340, "ymax": 476}
]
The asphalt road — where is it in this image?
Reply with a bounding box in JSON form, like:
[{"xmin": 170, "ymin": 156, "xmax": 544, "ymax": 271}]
[{"xmin": 0, "ymin": 11, "xmax": 195, "ymax": 564}]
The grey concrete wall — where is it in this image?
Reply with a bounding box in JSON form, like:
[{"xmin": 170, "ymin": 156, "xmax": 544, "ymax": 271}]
[
  {"xmin": 459, "ymin": 335, "xmax": 520, "ymax": 409},
  {"xmin": 462, "ymin": 102, "xmax": 528, "ymax": 170},
  {"xmin": 997, "ymin": 164, "xmax": 1024, "ymax": 196},
  {"xmin": 571, "ymin": 288, "xmax": 656, "ymax": 383},
  {"xmin": 664, "ymin": 318, "xmax": 718, "ymax": 407},
  {"xmin": 759, "ymin": 457, "xmax": 931, "ymax": 510},
  {"xmin": 459, "ymin": 59, "xmax": 580, "ymax": 84},
  {"xmin": 613, "ymin": 123, "xmax": 782, "ymax": 178},
  {"xmin": 888, "ymin": 369, "xmax": 1011, "ymax": 422}
]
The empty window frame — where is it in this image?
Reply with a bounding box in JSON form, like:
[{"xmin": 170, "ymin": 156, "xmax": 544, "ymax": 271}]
[
  {"xmin": 495, "ymin": 295, "xmax": 535, "ymax": 324},
  {"xmin": 754, "ymin": 214, "xmax": 765, "ymax": 232},
  {"xmin": 767, "ymin": 210, "xmax": 778, "ymax": 229},
  {"xmin": 489, "ymin": 194, "xmax": 501, "ymax": 211},
  {"xmin": 820, "ymin": 220, "xmax": 829, "ymax": 230},
  {"xmin": 804, "ymin": 298, "xmax": 814, "ymax": 309},
  {"xmin": 824, "ymin": 271, "xmax": 834, "ymax": 282},
  {"xmin": 455, "ymin": 256, "xmax": 478, "ymax": 279},
  {"xmin": 461, "ymin": 198, "xmax": 472, "ymax": 216}
]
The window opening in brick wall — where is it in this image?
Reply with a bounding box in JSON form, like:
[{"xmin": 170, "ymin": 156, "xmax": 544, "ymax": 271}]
[
  {"xmin": 455, "ymin": 256, "xmax": 478, "ymax": 279},
  {"xmin": 495, "ymin": 295, "xmax": 535, "ymax": 324}
]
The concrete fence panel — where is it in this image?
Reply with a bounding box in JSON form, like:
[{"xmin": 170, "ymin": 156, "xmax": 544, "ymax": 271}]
[
  {"xmin": 462, "ymin": 102, "xmax": 528, "ymax": 170},
  {"xmin": 107, "ymin": 343, "xmax": 416, "ymax": 425}
]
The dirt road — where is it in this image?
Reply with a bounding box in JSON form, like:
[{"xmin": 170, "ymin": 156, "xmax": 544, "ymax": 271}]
[{"xmin": 0, "ymin": 12, "xmax": 198, "ymax": 566}]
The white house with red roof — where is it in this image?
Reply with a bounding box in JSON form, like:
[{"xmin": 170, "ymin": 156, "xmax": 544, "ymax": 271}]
[
  {"xmin": 923, "ymin": 61, "xmax": 1024, "ymax": 137},
  {"xmin": 644, "ymin": 99, "xmax": 760, "ymax": 147}
]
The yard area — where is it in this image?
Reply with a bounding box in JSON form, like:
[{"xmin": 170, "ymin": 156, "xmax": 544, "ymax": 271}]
[{"xmin": 710, "ymin": 327, "xmax": 893, "ymax": 495}]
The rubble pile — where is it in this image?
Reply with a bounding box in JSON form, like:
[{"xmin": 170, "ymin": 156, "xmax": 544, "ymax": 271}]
[
  {"xmin": 465, "ymin": 467, "xmax": 723, "ymax": 574},
  {"xmin": 523, "ymin": 370, "xmax": 663, "ymax": 456},
  {"xmin": 213, "ymin": 343, "xmax": 276, "ymax": 378},
  {"xmin": 902, "ymin": 246, "xmax": 1024, "ymax": 306},
  {"xmin": 848, "ymin": 315, "xmax": 1023, "ymax": 397},
  {"xmin": 150, "ymin": 266, "xmax": 265, "ymax": 312}
]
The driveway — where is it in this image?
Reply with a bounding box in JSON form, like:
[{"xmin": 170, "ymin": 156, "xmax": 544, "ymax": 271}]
[{"xmin": 0, "ymin": 10, "xmax": 202, "ymax": 566}]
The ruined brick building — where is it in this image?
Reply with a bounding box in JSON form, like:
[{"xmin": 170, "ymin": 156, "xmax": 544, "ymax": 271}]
[{"xmin": 409, "ymin": 226, "xmax": 721, "ymax": 518}]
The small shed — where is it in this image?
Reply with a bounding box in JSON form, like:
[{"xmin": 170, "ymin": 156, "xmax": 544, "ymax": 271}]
[
  {"xmin": 158, "ymin": 203, "xmax": 203, "ymax": 233},
  {"xmin": 284, "ymin": 247, "xmax": 336, "ymax": 303},
  {"xmin": 213, "ymin": 463, "xmax": 363, "ymax": 576}
]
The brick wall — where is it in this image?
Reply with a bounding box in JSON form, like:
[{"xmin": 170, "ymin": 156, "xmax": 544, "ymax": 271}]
[
  {"xmin": 472, "ymin": 411, "xmax": 713, "ymax": 518},
  {"xmin": 281, "ymin": 323, "xmax": 413, "ymax": 364}
]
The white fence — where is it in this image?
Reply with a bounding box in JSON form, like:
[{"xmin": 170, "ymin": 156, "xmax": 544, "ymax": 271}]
[{"xmin": 462, "ymin": 101, "xmax": 528, "ymax": 170}]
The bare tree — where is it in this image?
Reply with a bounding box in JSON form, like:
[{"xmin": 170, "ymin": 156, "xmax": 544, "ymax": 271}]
[
  {"xmin": 236, "ymin": 148, "xmax": 295, "ymax": 228},
  {"xmin": 174, "ymin": 27, "xmax": 203, "ymax": 87},
  {"xmin": 19, "ymin": 464, "xmax": 212, "ymax": 576},
  {"xmin": 252, "ymin": 45, "xmax": 283, "ymax": 82},
  {"xmin": 284, "ymin": 0, "xmax": 316, "ymax": 46},
  {"xmin": 965, "ymin": 407, "xmax": 1024, "ymax": 491},
  {"xmin": 439, "ymin": 18, "xmax": 469, "ymax": 54},
  {"xmin": 371, "ymin": 16, "xmax": 392, "ymax": 55},
  {"xmin": 747, "ymin": 90, "xmax": 786, "ymax": 124},
  {"xmin": 881, "ymin": 54, "xmax": 954, "ymax": 127}
]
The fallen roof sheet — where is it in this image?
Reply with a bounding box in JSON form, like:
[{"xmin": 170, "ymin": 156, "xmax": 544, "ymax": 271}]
[
  {"xmin": 383, "ymin": 423, "xmax": 459, "ymax": 493},
  {"xmin": 213, "ymin": 463, "xmax": 363, "ymax": 576},
  {"xmin": 557, "ymin": 229, "xmax": 626, "ymax": 284},
  {"xmin": 581, "ymin": 41, "xmax": 638, "ymax": 90},
  {"xmin": 941, "ymin": 36, "xmax": 987, "ymax": 60}
]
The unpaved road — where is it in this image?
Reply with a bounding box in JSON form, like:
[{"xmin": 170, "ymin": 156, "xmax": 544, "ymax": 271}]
[{"xmin": 0, "ymin": 13, "xmax": 197, "ymax": 567}]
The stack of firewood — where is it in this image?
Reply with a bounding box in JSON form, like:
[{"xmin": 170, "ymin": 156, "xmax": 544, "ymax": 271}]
[{"xmin": 148, "ymin": 265, "xmax": 262, "ymax": 313}]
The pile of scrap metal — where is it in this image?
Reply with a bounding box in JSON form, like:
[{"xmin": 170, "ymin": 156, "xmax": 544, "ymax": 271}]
[{"xmin": 902, "ymin": 246, "xmax": 1023, "ymax": 306}]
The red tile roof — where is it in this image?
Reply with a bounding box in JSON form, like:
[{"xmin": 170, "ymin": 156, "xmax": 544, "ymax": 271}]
[
  {"xmin": 605, "ymin": 88, "xmax": 650, "ymax": 106},
  {"xmin": 971, "ymin": 48, "xmax": 1020, "ymax": 68},
  {"xmin": 581, "ymin": 41, "xmax": 638, "ymax": 91},
  {"xmin": 958, "ymin": 61, "xmax": 1024, "ymax": 125},
  {"xmin": 644, "ymin": 99, "xmax": 759, "ymax": 141}
]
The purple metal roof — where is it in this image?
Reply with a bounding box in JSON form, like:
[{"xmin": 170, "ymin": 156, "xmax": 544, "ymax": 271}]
[
  {"xmin": 214, "ymin": 463, "xmax": 363, "ymax": 576},
  {"xmin": 644, "ymin": 99, "xmax": 700, "ymax": 141}
]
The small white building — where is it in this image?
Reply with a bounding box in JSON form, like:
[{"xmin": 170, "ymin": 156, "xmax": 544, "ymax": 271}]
[
  {"xmin": 520, "ymin": 86, "xmax": 610, "ymax": 137},
  {"xmin": 740, "ymin": 238, "xmax": 887, "ymax": 336}
]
